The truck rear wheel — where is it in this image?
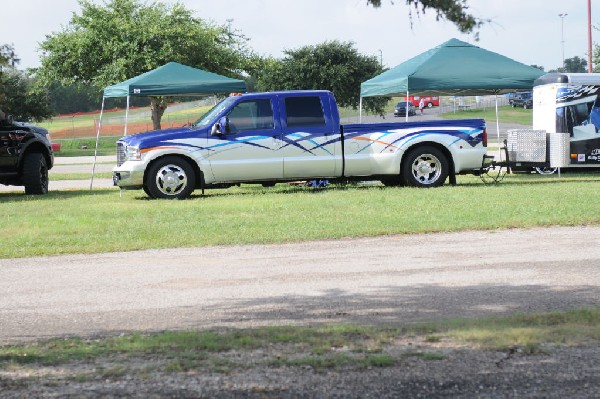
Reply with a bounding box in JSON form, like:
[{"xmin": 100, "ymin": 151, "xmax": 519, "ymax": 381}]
[
  {"xmin": 146, "ymin": 157, "xmax": 195, "ymax": 199},
  {"xmin": 23, "ymin": 152, "xmax": 49, "ymax": 195},
  {"xmin": 402, "ymin": 146, "xmax": 449, "ymax": 187}
]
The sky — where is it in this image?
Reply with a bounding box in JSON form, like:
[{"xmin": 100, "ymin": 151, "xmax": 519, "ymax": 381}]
[{"xmin": 0, "ymin": 0, "xmax": 596, "ymax": 72}]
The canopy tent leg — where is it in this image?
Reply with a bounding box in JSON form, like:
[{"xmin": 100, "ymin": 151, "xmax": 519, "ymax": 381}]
[
  {"xmin": 495, "ymin": 94, "xmax": 501, "ymax": 161},
  {"xmin": 405, "ymin": 90, "xmax": 409, "ymax": 122},
  {"xmin": 124, "ymin": 95, "xmax": 130, "ymax": 137},
  {"xmin": 90, "ymin": 97, "xmax": 106, "ymax": 190},
  {"xmin": 359, "ymin": 96, "xmax": 362, "ymax": 123}
]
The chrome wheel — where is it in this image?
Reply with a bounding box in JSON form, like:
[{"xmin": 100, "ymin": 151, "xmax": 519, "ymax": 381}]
[
  {"xmin": 155, "ymin": 164, "xmax": 188, "ymax": 196},
  {"xmin": 402, "ymin": 146, "xmax": 449, "ymax": 187},
  {"xmin": 411, "ymin": 154, "xmax": 442, "ymax": 184},
  {"xmin": 146, "ymin": 157, "xmax": 195, "ymax": 199}
]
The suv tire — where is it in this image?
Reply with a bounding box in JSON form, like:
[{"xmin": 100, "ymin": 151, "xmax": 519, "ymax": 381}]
[{"xmin": 23, "ymin": 153, "xmax": 49, "ymax": 195}]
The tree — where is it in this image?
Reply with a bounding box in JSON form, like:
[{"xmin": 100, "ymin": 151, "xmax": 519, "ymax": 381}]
[
  {"xmin": 563, "ymin": 56, "xmax": 587, "ymax": 73},
  {"xmin": 367, "ymin": 0, "xmax": 484, "ymax": 37},
  {"xmin": 1, "ymin": 45, "xmax": 51, "ymax": 121},
  {"xmin": 38, "ymin": 0, "xmax": 252, "ymax": 129},
  {"xmin": 530, "ymin": 65, "xmax": 545, "ymax": 71},
  {"xmin": 256, "ymin": 41, "xmax": 389, "ymax": 115},
  {"xmin": 550, "ymin": 56, "xmax": 588, "ymax": 73},
  {"xmin": 0, "ymin": 44, "xmax": 20, "ymax": 68},
  {"xmin": 0, "ymin": 70, "xmax": 53, "ymax": 121}
]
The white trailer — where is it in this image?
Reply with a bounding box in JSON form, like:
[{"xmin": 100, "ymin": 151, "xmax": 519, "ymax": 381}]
[{"xmin": 533, "ymin": 73, "xmax": 600, "ymax": 168}]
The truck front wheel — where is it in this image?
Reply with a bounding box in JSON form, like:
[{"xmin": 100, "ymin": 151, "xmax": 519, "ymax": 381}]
[
  {"xmin": 23, "ymin": 152, "xmax": 49, "ymax": 195},
  {"xmin": 402, "ymin": 146, "xmax": 449, "ymax": 187},
  {"xmin": 146, "ymin": 157, "xmax": 195, "ymax": 199}
]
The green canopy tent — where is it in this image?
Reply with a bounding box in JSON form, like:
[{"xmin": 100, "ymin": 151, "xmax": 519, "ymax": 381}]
[
  {"xmin": 361, "ymin": 38, "xmax": 544, "ymax": 98},
  {"xmin": 359, "ymin": 38, "xmax": 544, "ymax": 147},
  {"xmin": 91, "ymin": 62, "xmax": 246, "ymax": 188}
]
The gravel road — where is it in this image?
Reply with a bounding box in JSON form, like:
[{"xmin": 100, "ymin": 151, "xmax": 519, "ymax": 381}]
[
  {"xmin": 1, "ymin": 226, "xmax": 599, "ymax": 345},
  {"xmin": 1, "ymin": 226, "xmax": 599, "ymax": 398}
]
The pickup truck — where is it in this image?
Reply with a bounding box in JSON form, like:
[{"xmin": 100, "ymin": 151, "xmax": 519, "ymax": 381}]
[
  {"xmin": 113, "ymin": 90, "xmax": 488, "ymax": 199},
  {"xmin": 0, "ymin": 114, "xmax": 54, "ymax": 194}
]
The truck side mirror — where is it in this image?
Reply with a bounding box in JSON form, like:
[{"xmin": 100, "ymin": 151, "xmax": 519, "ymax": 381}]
[
  {"xmin": 211, "ymin": 116, "xmax": 230, "ymax": 136},
  {"xmin": 211, "ymin": 122, "xmax": 223, "ymax": 136}
]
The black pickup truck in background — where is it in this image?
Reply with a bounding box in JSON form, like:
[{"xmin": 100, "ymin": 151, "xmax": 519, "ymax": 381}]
[
  {"xmin": 0, "ymin": 114, "xmax": 54, "ymax": 194},
  {"xmin": 510, "ymin": 92, "xmax": 533, "ymax": 109}
]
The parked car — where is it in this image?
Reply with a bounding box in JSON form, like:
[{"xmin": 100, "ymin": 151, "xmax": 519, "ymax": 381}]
[
  {"xmin": 407, "ymin": 96, "xmax": 439, "ymax": 108},
  {"xmin": 394, "ymin": 101, "xmax": 417, "ymax": 117},
  {"xmin": 510, "ymin": 92, "xmax": 533, "ymax": 109}
]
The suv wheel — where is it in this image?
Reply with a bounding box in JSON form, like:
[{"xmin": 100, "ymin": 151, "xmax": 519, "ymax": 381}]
[{"xmin": 23, "ymin": 153, "xmax": 49, "ymax": 195}]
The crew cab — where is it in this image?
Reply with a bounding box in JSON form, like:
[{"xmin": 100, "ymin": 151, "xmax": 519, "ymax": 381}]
[{"xmin": 113, "ymin": 91, "xmax": 488, "ymax": 199}]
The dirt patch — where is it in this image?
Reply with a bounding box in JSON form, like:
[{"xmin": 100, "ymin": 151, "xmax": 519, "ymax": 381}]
[{"xmin": 1, "ymin": 341, "xmax": 598, "ymax": 398}]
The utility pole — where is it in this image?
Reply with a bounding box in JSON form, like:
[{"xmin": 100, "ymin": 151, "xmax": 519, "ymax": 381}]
[{"xmin": 559, "ymin": 13, "xmax": 568, "ymax": 70}]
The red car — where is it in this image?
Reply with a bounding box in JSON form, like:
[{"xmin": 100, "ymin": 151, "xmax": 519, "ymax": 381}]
[{"xmin": 408, "ymin": 96, "xmax": 440, "ymax": 108}]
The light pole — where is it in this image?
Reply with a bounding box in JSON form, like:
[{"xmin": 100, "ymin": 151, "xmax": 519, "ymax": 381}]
[
  {"xmin": 559, "ymin": 13, "xmax": 568, "ymax": 70},
  {"xmin": 588, "ymin": 0, "xmax": 593, "ymax": 72}
]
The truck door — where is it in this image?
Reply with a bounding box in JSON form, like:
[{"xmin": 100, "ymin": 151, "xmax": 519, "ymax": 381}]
[
  {"xmin": 279, "ymin": 94, "xmax": 339, "ymax": 179},
  {"xmin": 207, "ymin": 97, "xmax": 283, "ymax": 182}
]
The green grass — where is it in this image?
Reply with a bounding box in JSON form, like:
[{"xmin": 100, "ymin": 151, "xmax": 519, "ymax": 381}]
[
  {"xmin": 0, "ymin": 309, "xmax": 597, "ymax": 373},
  {"xmin": 2, "ymin": 172, "xmax": 600, "ymax": 258},
  {"xmin": 50, "ymin": 172, "xmax": 113, "ymax": 180},
  {"xmin": 440, "ymin": 105, "xmax": 533, "ymax": 125},
  {"xmin": 54, "ymin": 136, "xmax": 120, "ymax": 157}
]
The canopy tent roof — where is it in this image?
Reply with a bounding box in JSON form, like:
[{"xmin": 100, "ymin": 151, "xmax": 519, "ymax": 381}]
[
  {"xmin": 360, "ymin": 39, "xmax": 544, "ymax": 97},
  {"xmin": 103, "ymin": 62, "xmax": 246, "ymax": 98}
]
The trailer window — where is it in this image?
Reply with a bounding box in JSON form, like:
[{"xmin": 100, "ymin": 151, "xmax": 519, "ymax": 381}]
[{"xmin": 285, "ymin": 96, "xmax": 326, "ymax": 128}]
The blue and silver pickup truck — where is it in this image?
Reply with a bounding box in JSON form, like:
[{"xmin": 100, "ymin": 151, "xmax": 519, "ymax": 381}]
[{"xmin": 113, "ymin": 90, "xmax": 488, "ymax": 199}]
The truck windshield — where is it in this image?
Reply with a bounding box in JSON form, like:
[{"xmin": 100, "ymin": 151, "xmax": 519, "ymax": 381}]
[{"xmin": 192, "ymin": 97, "xmax": 238, "ymax": 128}]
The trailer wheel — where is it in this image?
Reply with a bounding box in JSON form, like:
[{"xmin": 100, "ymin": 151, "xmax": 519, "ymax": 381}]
[
  {"xmin": 535, "ymin": 166, "xmax": 557, "ymax": 175},
  {"xmin": 23, "ymin": 152, "xmax": 49, "ymax": 195},
  {"xmin": 402, "ymin": 146, "xmax": 449, "ymax": 187},
  {"xmin": 145, "ymin": 157, "xmax": 195, "ymax": 199}
]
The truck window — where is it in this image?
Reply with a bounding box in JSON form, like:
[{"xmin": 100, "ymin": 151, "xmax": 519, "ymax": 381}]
[
  {"xmin": 285, "ymin": 96, "xmax": 326, "ymax": 127},
  {"xmin": 227, "ymin": 99, "xmax": 274, "ymax": 134}
]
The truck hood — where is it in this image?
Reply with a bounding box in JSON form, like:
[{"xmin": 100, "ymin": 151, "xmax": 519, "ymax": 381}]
[
  {"xmin": 11, "ymin": 121, "xmax": 49, "ymax": 137},
  {"xmin": 119, "ymin": 126, "xmax": 208, "ymax": 149}
]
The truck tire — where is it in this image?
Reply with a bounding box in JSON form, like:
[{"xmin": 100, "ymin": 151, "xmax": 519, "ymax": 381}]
[
  {"xmin": 22, "ymin": 152, "xmax": 49, "ymax": 195},
  {"xmin": 145, "ymin": 157, "xmax": 195, "ymax": 199},
  {"xmin": 427, "ymin": 102, "xmax": 433, "ymax": 108},
  {"xmin": 402, "ymin": 146, "xmax": 449, "ymax": 187}
]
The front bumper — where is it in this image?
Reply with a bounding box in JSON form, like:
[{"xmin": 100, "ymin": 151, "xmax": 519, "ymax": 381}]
[{"xmin": 112, "ymin": 162, "xmax": 146, "ymax": 189}]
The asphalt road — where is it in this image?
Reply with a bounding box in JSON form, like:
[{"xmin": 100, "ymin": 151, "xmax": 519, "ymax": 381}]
[{"xmin": 1, "ymin": 226, "xmax": 598, "ymax": 345}]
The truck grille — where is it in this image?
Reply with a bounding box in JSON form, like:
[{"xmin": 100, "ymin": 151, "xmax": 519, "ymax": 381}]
[{"xmin": 116, "ymin": 142, "xmax": 126, "ymax": 166}]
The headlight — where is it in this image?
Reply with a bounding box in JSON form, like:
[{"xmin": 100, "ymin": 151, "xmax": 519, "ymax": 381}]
[{"xmin": 125, "ymin": 145, "xmax": 141, "ymax": 161}]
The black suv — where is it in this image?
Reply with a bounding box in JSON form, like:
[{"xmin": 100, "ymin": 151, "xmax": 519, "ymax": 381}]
[
  {"xmin": 510, "ymin": 92, "xmax": 533, "ymax": 109},
  {"xmin": 393, "ymin": 101, "xmax": 417, "ymax": 117},
  {"xmin": 0, "ymin": 114, "xmax": 54, "ymax": 194}
]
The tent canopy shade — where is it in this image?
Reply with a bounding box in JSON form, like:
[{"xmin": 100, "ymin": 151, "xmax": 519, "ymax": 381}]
[
  {"xmin": 360, "ymin": 38, "xmax": 544, "ymax": 98},
  {"xmin": 103, "ymin": 62, "xmax": 246, "ymax": 98}
]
